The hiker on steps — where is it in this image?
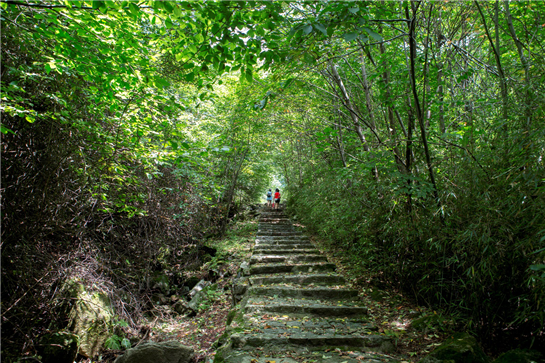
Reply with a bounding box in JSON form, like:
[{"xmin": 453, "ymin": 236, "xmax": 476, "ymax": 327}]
[
  {"xmin": 274, "ymin": 188, "xmax": 281, "ymax": 209},
  {"xmin": 266, "ymin": 189, "xmax": 273, "ymax": 208}
]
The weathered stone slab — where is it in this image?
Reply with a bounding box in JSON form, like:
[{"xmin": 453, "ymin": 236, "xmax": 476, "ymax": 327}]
[
  {"xmin": 230, "ymin": 332, "xmax": 393, "ymax": 353},
  {"xmin": 249, "ymin": 285, "xmax": 359, "ymax": 300},
  {"xmin": 216, "ymin": 350, "xmax": 398, "ymax": 363},
  {"xmin": 255, "ymin": 236, "xmax": 310, "ymax": 241},
  {"xmin": 250, "ymin": 273, "xmax": 346, "ymax": 286},
  {"xmin": 245, "ymin": 297, "xmax": 368, "ymax": 317},
  {"xmin": 250, "ymin": 254, "xmax": 327, "ymax": 264},
  {"xmin": 250, "ymin": 262, "xmax": 336, "ymax": 275},
  {"xmin": 253, "ymin": 246, "xmax": 319, "ymax": 253}
]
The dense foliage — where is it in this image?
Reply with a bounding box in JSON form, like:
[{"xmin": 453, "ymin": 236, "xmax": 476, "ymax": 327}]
[
  {"xmin": 1, "ymin": 1, "xmax": 278, "ymax": 360},
  {"xmin": 267, "ymin": 0, "xmax": 545, "ymax": 350},
  {"xmin": 1, "ymin": 0, "xmax": 544, "ymax": 361}
]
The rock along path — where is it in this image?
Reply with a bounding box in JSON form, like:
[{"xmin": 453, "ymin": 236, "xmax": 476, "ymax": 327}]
[{"xmin": 215, "ymin": 207, "xmax": 401, "ymax": 363}]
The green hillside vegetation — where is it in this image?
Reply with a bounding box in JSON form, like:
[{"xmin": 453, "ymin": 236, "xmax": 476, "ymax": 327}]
[{"xmin": 1, "ymin": 1, "xmax": 544, "ymax": 362}]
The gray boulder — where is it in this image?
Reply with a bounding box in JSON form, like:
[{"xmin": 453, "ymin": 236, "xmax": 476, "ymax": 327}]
[
  {"xmin": 232, "ymin": 276, "xmax": 249, "ymax": 304},
  {"xmin": 65, "ymin": 281, "xmax": 113, "ymax": 358},
  {"xmin": 418, "ymin": 332, "xmax": 489, "ymax": 363},
  {"xmin": 114, "ymin": 341, "xmax": 194, "ymax": 363}
]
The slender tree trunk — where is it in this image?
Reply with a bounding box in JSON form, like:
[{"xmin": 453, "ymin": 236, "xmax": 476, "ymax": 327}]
[
  {"xmin": 334, "ymin": 112, "xmax": 347, "ymax": 167},
  {"xmin": 406, "ymin": 1, "xmax": 442, "ymax": 214},
  {"xmin": 378, "ymin": 38, "xmax": 405, "ymax": 173},
  {"xmin": 504, "ymin": 0, "xmax": 531, "ymax": 128},
  {"xmin": 220, "ymin": 148, "xmax": 248, "ymax": 235},
  {"xmin": 475, "ymin": 1, "xmax": 509, "ymax": 123},
  {"xmin": 437, "ymin": 63, "xmax": 446, "ymax": 134},
  {"xmin": 360, "ymin": 52, "xmax": 376, "ymax": 131},
  {"xmin": 328, "ymin": 61, "xmax": 370, "ymax": 151}
]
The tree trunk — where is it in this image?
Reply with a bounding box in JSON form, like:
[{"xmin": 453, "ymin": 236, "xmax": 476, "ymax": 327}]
[
  {"xmin": 406, "ymin": 1, "xmax": 442, "ymax": 213},
  {"xmin": 475, "ymin": 1, "xmax": 509, "ymax": 124},
  {"xmin": 328, "ymin": 61, "xmax": 370, "ymax": 151},
  {"xmin": 504, "ymin": 0, "xmax": 531, "ymax": 128}
]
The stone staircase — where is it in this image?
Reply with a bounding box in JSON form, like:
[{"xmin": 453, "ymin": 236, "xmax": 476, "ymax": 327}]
[{"xmin": 215, "ymin": 208, "xmax": 398, "ymax": 363}]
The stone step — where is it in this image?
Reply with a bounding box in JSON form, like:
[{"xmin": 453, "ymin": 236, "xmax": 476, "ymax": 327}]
[
  {"xmin": 256, "ymin": 237, "xmax": 307, "ymax": 241},
  {"xmin": 256, "ymin": 231, "xmax": 304, "ymax": 236},
  {"xmin": 255, "ymin": 238, "xmax": 311, "ymax": 244},
  {"xmin": 244, "ymin": 314, "xmax": 373, "ymax": 331},
  {"xmin": 254, "ymin": 244, "xmax": 316, "ymax": 249},
  {"xmin": 257, "ymin": 229, "xmax": 295, "ymax": 233},
  {"xmin": 257, "ymin": 225, "xmax": 293, "ymax": 228},
  {"xmin": 245, "ymin": 297, "xmax": 368, "ymax": 317},
  {"xmin": 253, "ymin": 248, "xmax": 320, "ymax": 255},
  {"xmin": 256, "ymin": 237, "xmax": 311, "ymax": 242},
  {"xmin": 259, "ymin": 214, "xmax": 287, "ymax": 219},
  {"xmin": 250, "ymin": 262, "xmax": 336, "ymax": 275},
  {"xmin": 258, "ymin": 218, "xmax": 291, "ymax": 222},
  {"xmin": 250, "ymin": 255, "xmax": 327, "ymax": 264},
  {"xmin": 258, "ymin": 224, "xmax": 293, "ymax": 228},
  {"xmin": 255, "ymin": 243, "xmax": 314, "ymax": 250},
  {"xmin": 219, "ymin": 351, "xmax": 397, "ymax": 363},
  {"xmin": 248, "ymin": 285, "xmax": 359, "ymax": 300},
  {"xmin": 250, "ymin": 273, "xmax": 346, "ymax": 286},
  {"xmin": 257, "ymin": 233, "xmax": 307, "ymax": 237},
  {"xmin": 230, "ymin": 332, "xmax": 393, "ymax": 353}
]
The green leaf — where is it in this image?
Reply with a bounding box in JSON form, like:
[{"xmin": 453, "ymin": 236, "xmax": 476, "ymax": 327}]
[
  {"xmin": 303, "ymin": 53, "xmax": 315, "ymax": 65},
  {"xmin": 348, "ymin": 7, "xmax": 359, "ymax": 14},
  {"xmin": 162, "ymin": 1, "xmax": 174, "ymax": 13},
  {"xmin": 0, "ymin": 124, "xmax": 15, "ymax": 134},
  {"xmin": 121, "ymin": 338, "xmax": 131, "ymax": 349},
  {"xmin": 303, "ymin": 24, "xmax": 313, "ymax": 35},
  {"xmin": 343, "ymin": 33, "xmax": 358, "ymax": 42},
  {"xmin": 128, "ymin": 2, "xmax": 139, "ymax": 17},
  {"xmin": 185, "ymin": 72, "xmax": 195, "ymax": 82},
  {"xmin": 364, "ymin": 27, "xmax": 382, "ymax": 42},
  {"xmin": 25, "ymin": 115, "xmax": 36, "ymax": 123},
  {"xmin": 246, "ymin": 68, "xmax": 253, "ymax": 82},
  {"xmin": 314, "ymin": 23, "xmax": 327, "ymax": 36},
  {"xmin": 92, "ymin": 1, "xmax": 105, "ymax": 10},
  {"xmin": 154, "ymin": 76, "xmax": 170, "ymax": 88},
  {"xmin": 282, "ymin": 78, "xmax": 294, "ymax": 89}
]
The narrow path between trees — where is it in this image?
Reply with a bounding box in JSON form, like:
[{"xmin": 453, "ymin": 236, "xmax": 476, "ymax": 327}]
[{"xmin": 215, "ymin": 207, "xmax": 400, "ymax": 363}]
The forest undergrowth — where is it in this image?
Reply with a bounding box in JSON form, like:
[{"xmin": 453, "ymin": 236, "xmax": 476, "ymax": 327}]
[
  {"xmin": 286, "ymin": 181, "xmax": 545, "ymax": 358},
  {"xmin": 142, "ymin": 217, "xmax": 257, "ymax": 363}
]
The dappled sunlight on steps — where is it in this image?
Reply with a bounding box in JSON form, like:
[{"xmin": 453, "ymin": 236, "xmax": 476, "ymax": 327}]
[{"xmin": 214, "ymin": 207, "xmax": 401, "ymax": 363}]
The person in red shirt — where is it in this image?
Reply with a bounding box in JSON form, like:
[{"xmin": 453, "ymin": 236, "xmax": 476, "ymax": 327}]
[{"xmin": 274, "ymin": 188, "xmax": 281, "ymax": 209}]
